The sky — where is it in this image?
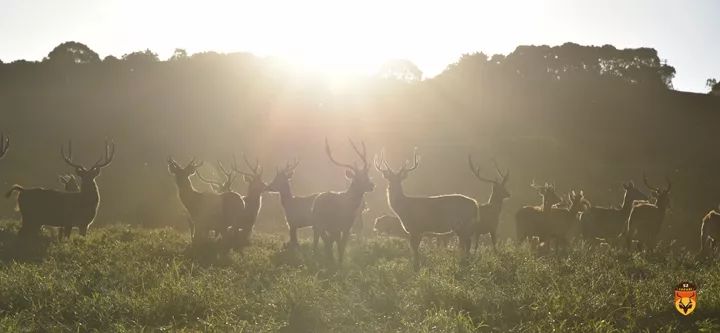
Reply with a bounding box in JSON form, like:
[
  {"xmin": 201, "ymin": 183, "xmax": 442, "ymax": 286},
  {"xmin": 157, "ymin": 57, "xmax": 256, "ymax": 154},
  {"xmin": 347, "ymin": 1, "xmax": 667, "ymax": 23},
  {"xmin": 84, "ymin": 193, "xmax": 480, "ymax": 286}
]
[{"xmin": 1, "ymin": 0, "xmax": 718, "ymax": 92}]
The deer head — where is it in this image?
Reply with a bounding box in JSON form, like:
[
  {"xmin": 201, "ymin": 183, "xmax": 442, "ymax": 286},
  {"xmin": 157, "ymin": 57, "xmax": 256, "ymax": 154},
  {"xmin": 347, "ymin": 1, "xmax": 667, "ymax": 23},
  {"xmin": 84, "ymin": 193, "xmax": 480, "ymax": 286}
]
[
  {"xmin": 0, "ymin": 133, "xmax": 8, "ymax": 160},
  {"xmin": 468, "ymin": 155, "xmax": 510, "ymax": 200},
  {"xmin": 232, "ymin": 154, "xmax": 267, "ymax": 194},
  {"xmin": 327, "ymin": 138, "xmax": 374, "ymax": 193},
  {"xmin": 643, "ymin": 173, "xmax": 671, "ymax": 209},
  {"xmin": 267, "ymin": 158, "xmax": 300, "ymax": 193},
  {"xmin": 167, "ymin": 156, "xmax": 203, "ymax": 181},
  {"xmin": 61, "ymin": 140, "xmax": 115, "ymax": 182},
  {"xmin": 196, "ymin": 160, "xmax": 235, "ymax": 193},
  {"xmin": 374, "ymin": 148, "xmax": 419, "ymax": 188}
]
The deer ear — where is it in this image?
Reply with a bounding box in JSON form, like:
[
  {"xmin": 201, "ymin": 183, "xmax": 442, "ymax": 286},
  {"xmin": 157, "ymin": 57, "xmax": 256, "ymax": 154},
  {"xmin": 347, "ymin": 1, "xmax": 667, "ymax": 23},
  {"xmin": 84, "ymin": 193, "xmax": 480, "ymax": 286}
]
[{"xmin": 345, "ymin": 169, "xmax": 355, "ymax": 179}]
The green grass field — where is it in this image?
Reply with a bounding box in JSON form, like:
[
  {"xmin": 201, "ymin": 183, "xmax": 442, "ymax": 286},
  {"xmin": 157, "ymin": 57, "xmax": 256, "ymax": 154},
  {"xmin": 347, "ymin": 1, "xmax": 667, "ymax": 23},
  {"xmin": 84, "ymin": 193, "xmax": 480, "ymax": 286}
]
[{"xmin": 0, "ymin": 221, "xmax": 718, "ymax": 332}]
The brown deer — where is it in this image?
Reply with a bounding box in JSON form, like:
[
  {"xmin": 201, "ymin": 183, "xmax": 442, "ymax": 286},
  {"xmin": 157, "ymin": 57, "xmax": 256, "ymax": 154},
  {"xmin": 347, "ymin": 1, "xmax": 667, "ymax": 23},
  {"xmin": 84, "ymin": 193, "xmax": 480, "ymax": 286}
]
[
  {"xmin": 266, "ymin": 159, "xmax": 321, "ymax": 248},
  {"xmin": 515, "ymin": 182, "xmax": 562, "ymax": 246},
  {"xmin": 700, "ymin": 208, "xmax": 720, "ymax": 256},
  {"xmin": 6, "ymin": 141, "xmax": 115, "ymax": 238},
  {"xmin": 626, "ymin": 175, "xmax": 671, "ymax": 251},
  {"xmin": 468, "ymin": 156, "xmax": 510, "ymax": 251},
  {"xmin": 0, "ymin": 133, "xmax": 8, "ymax": 160},
  {"xmin": 195, "ymin": 161, "xmax": 235, "ymax": 193},
  {"xmin": 579, "ymin": 182, "xmax": 648, "ymax": 243},
  {"xmin": 167, "ymin": 157, "xmax": 245, "ymax": 244},
  {"xmin": 231, "ymin": 154, "xmax": 268, "ymax": 247},
  {"xmin": 375, "ymin": 149, "xmax": 478, "ymax": 270},
  {"xmin": 312, "ymin": 138, "xmax": 374, "ymax": 266}
]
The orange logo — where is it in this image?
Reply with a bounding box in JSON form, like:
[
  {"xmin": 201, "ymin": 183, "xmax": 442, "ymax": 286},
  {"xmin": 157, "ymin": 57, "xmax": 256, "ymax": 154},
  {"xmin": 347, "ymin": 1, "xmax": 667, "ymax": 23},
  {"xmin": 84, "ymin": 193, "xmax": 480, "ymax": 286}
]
[{"xmin": 674, "ymin": 282, "xmax": 697, "ymax": 316}]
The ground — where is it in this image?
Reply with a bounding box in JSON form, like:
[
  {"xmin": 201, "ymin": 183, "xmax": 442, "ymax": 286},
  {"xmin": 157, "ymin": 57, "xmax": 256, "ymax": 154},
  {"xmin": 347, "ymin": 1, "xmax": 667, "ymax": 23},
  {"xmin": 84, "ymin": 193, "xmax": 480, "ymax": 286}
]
[{"xmin": 0, "ymin": 220, "xmax": 718, "ymax": 332}]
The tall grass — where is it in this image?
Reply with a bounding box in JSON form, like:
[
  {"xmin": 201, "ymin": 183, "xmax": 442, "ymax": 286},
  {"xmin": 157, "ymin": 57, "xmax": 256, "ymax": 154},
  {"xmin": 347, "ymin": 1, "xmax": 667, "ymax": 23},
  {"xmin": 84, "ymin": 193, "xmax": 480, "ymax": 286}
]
[{"xmin": 0, "ymin": 220, "xmax": 717, "ymax": 332}]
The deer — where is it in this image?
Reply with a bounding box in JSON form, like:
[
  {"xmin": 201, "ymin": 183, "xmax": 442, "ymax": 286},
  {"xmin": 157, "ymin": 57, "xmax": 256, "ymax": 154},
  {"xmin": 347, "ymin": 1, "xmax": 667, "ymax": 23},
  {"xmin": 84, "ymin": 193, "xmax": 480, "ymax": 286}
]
[
  {"xmin": 0, "ymin": 133, "xmax": 8, "ymax": 160},
  {"xmin": 699, "ymin": 207, "xmax": 720, "ymax": 257},
  {"xmin": 312, "ymin": 138, "xmax": 374, "ymax": 266},
  {"xmin": 167, "ymin": 157, "xmax": 245, "ymax": 244},
  {"xmin": 548, "ymin": 190, "xmax": 588, "ymax": 247},
  {"xmin": 579, "ymin": 181, "xmax": 648, "ymax": 244},
  {"xmin": 375, "ymin": 149, "xmax": 478, "ymax": 270},
  {"xmin": 468, "ymin": 155, "xmax": 510, "ymax": 252},
  {"xmin": 625, "ymin": 175, "xmax": 671, "ymax": 252},
  {"xmin": 515, "ymin": 182, "xmax": 563, "ymax": 248},
  {"xmin": 6, "ymin": 141, "xmax": 114, "ymax": 238},
  {"xmin": 230, "ymin": 154, "xmax": 268, "ymax": 247},
  {"xmin": 266, "ymin": 159, "xmax": 321, "ymax": 248},
  {"xmin": 195, "ymin": 161, "xmax": 236, "ymax": 193}
]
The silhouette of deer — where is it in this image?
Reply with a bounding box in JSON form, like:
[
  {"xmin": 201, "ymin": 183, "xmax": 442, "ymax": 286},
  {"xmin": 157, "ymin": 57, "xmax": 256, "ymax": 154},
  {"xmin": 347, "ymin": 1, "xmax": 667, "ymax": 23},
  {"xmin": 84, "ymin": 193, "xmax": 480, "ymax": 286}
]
[
  {"xmin": 547, "ymin": 190, "xmax": 588, "ymax": 249},
  {"xmin": 699, "ymin": 207, "xmax": 720, "ymax": 256},
  {"xmin": 312, "ymin": 138, "xmax": 374, "ymax": 266},
  {"xmin": 167, "ymin": 157, "xmax": 245, "ymax": 244},
  {"xmin": 58, "ymin": 174, "xmax": 80, "ymax": 192},
  {"xmin": 231, "ymin": 154, "xmax": 267, "ymax": 247},
  {"xmin": 266, "ymin": 159, "xmax": 321, "ymax": 248},
  {"xmin": 375, "ymin": 149, "xmax": 478, "ymax": 270},
  {"xmin": 579, "ymin": 182, "xmax": 648, "ymax": 244},
  {"xmin": 0, "ymin": 133, "xmax": 8, "ymax": 160},
  {"xmin": 515, "ymin": 182, "xmax": 562, "ymax": 246},
  {"xmin": 468, "ymin": 156, "xmax": 510, "ymax": 252},
  {"xmin": 195, "ymin": 161, "xmax": 236, "ymax": 193},
  {"xmin": 625, "ymin": 175, "xmax": 671, "ymax": 251},
  {"xmin": 6, "ymin": 141, "xmax": 115, "ymax": 238}
]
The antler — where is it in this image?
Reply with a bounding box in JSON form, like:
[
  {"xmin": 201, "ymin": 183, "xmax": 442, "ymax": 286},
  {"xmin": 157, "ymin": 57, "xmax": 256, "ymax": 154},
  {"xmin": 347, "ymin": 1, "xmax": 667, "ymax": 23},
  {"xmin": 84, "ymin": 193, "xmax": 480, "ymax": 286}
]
[
  {"xmin": 196, "ymin": 169, "xmax": 225, "ymax": 188},
  {"xmin": 348, "ymin": 138, "xmax": 368, "ymax": 170},
  {"xmin": 0, "ymin": 133, "xmax": 9, "ymax": 159},
  {"xmin": 643, "ymin": 173, "xmax": 660, "ymax": 192},
  {"xmin": 468, "ymin": 155, "xmax": 498, "ymax": 184},
  {"xmin": 374, "ymin": 149, "xmax": 392, "ymax": 173},
  {"xmin": 232, "ymin": 153, "xmax": 263, "ymax": 177},
  {"xmin": 325, "ymin": 138, "xmax": 356, "ymax": 170},
  {"xmin": 399, "ymin": 148, "xmax": 419, "ymax": 174},
  {"xmin": 492, "ymin": 159, "xmax": 510, "ymax": 184},
  {"xmin": 91, "ymin": 141, "xmax": 115, "ymax": 169},
  {"xmin": 61, "ymin": 141, "xmax": 85, "ymax": 170}
]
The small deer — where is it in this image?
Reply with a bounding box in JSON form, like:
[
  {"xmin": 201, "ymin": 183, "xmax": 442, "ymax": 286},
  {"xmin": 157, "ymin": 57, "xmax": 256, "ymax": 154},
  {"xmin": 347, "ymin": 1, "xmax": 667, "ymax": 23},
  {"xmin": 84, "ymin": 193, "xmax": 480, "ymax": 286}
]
[
  {"xmin": 312, "ymin": 138, "xmax": 374, "ymax": 266},
  {"xmin": 700, "ymin": 207, "xmax": 720, "ymax": 256},
  {"xmin": 58, "ymin": 174, "xmax": 80, "ymax": 192},
  {"xmin": 195, "ymin": 161, "xmax": 236, "ymax": 193},
  {"xmin": 6, "ymin": 141, "xmax": 115, "ymax": 238},
  {"xmin": 167, "ymin": 157, "xmax": 245, "ymax": 244},
  {"xmin": 375, "ymin": 149, "xmax": 478, "ymax": 270},
  {"xmin": 468, "ymin": 156, "xmax": 510, "ymax": 251},
  {"xmin": 231, "ymin": 154, "xmax": 268, "ymax": 247},
  {"xmin": 515, "ymin": 182, "xmax": 562, "ymax": 245},
  {"xmin": 626, "ymin": 175, "xmax": 671, "ymax": 251},
  {"xmin": 0, "ymin": 133, "xmax": 8, "ymax": 160},
  {"xmin": 266, "ymin": 159, "xmax": 321, "ymax": 248},
  {"xmin": 579, "ymin": 182, "xmax": 648, "ymax": 243}
]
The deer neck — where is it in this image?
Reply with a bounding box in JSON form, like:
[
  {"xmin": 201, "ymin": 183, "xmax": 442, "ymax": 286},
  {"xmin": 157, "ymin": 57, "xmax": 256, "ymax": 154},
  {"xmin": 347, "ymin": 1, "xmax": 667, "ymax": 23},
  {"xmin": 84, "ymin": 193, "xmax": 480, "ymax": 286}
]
[
  {"xmin": 387, "ymin": 182, "xmax": 407, "ymax": 209},
  {"xmin": 541, "ymin": 197, "xmax": 554, "ymax": 213},
  {"xmin": 176, "ymin": 177, "xmax": 200, "ymax": 204},
  {"xmin": 80, "ymin": 179, "xmax": 100, "ymax": 204},
  {"xmin": 245, "ymin": 187, "xmax": 264, "ymax": 214},
  {"xmin": 277, "ymin": 184, "xmax": 294, "ymax": 206}
]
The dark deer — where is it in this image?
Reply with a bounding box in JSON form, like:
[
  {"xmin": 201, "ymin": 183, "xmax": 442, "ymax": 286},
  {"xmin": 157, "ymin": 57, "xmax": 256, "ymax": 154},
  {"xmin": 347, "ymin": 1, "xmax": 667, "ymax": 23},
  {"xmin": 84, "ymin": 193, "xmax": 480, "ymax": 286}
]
[
  {"xmin": 266, "ymin": 159, "xmax": 321, "ymax": 248},
  {"xmin": 231, "ymin": 154, "xmax": 268, "ymax": 247},
  {"xmin": 167, "ymin": 157, "xmax": 245, "ymax": 244},
  {"xmin": 515, "ymin": 182, "xmax": 562, "ymax": 246},
  {"xmin": 312, "ymin": 138, "xmax": 374, "ymax": 266},
  {"xmin": 6, "ymin": 141, "xmax": 115, "ymax": 238},
  {"xmin": 626, "ymin": 175, "xmax": 671, "ymax": 251},
  {"xmin": 579, "ymin": 182, "xmax": 648, "ymax": 244},
  {"xmin": 468, "ymin": 156, "xmax": 510, "ymax": 251},
  {"xmin": 375, "ymin": 149, "xmax": 478, "ymax": 270}
]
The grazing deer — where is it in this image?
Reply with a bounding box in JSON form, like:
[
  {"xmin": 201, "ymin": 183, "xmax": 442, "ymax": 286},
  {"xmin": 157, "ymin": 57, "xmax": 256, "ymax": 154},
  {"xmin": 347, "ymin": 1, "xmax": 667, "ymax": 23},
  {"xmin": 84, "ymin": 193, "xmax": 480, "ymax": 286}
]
[
  {"xmin": 579, "ymin": 182, "xmax": 648, "ymax": 243},
  {"xmin": 375, "ymin": 149, "xmax": 478, "ymax": 270},
  {"xmin": 0, "ymin": 133, "xmax": 8, "ymax": 160},
  {"xmin": 266, "ymin": 159, "xmax": 321, "ymax": 248},
  {"xmin": 195, "ymin": 161, "xmax": 236, "ymax": 193},
  {"xmin": 312, "ymin": 138, "xmax": 374, "ymax": 266},
  {"xmin": 700, "ymin": 208, "xmax": 720, "ymax": 256},
  {"xmin": 58, "ymin": 174, "xmax": 80, "ymax": 192},
  {"xmin": 625, "ymin": 175, "xmax": 671, "ymax": 251},
  {"xmin": 468, "ymin": 156, "xmax": 510, "ymax": 251},
  {"xmin": 231, "ymin": 154, "xmax": 268, "ymax": 247},
  {"xmin": 6, "ymin": 141, "xmax": 115, "ymax": 238},
  {"xmin": 167, "ymin": 157, "xmax": 245, "ymax": 244},
  {"xmin": 515, "ymin": 182, "xmax": 562, "ymax": 245}
]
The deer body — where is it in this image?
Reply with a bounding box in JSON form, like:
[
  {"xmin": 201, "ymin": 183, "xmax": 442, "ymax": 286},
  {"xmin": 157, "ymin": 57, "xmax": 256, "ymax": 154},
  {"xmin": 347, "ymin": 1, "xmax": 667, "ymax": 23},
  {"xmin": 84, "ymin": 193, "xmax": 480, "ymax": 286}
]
[
  {"xmin": 515, "ymin": 183, "xmax": 562, "ymax": 244},
  {"xmin": 468, "ymin": 156, "xmax": 510, "ymax": 251},
  {"xmin": 580, "ymin": 182, "xmax": 647, "ymax": 242},
  {"xmin": 626, "ymin": 176, "xmax": 671, "ymax": 251},
  {"xmin": 267, "ymin": 161, "xmax": 320, "ymax": 247}
]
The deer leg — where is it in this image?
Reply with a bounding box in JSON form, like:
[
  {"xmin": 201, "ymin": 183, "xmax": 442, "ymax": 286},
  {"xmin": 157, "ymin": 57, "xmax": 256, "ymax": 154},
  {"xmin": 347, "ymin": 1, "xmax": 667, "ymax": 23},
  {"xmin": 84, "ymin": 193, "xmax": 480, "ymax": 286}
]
[
  {"xmin": 79, "ymin": 225, "xmax": 88, "ymax": 237},
  {"xmin": 313, "ymin": 227, "xmax": 321, "ymax": 251},
  {"xmin": 322, "ymin": 231, "xmax": 334, "ymax": 263},
  {"xmin": 338, "ymin": 231, "xmax": 349, "ymax": 265},
  {"xmin": 490, "ymin": 231, "xmax": 498, "ymax": 252},
  {"xmin": 62, "ymin": 226, "xmax": 72, "ymax": 239},
  {"xmin": 410, "ymin": 233, "xmax": 421, "ymax": 271},
  {"xmin": 289, "ymin": 226, "xmax": 299, "ymax": 247}
]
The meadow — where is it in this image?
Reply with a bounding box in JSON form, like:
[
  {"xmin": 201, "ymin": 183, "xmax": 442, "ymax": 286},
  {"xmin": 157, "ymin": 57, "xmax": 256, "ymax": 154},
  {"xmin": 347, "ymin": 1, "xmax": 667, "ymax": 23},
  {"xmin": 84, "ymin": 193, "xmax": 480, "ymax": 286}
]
[{"xmin": 0, "ymin": 221, "xmax": 717, "ymax": 332}]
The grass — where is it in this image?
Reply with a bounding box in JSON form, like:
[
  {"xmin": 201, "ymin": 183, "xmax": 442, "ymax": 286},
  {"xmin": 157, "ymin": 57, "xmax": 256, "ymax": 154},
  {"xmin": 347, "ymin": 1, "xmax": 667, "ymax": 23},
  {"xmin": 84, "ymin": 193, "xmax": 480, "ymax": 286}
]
[{"xmin": 0, "ymin": 220, "xmax": 718, "ymax": 332}]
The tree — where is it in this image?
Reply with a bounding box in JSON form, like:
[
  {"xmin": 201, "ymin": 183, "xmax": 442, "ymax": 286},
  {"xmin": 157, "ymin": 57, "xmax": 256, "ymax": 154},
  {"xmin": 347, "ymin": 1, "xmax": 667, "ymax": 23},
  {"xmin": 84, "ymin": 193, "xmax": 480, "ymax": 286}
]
[
  {"xmin": 121, "ymin": 49, "xmax": 159, "ymax": 64},
  {"xmin": 44, "ymin": 41, "xmax": 100, "ymax": 64},
  {"xmin": 708, "ymin": 78, "xmax": 720, "ymax": 96},
  {"xmin": 170, "ymin": 48, "xmax": 188, "ymax": 61},
  {"xmin": 378, "ymin": 59, "xmax": 423, "ymax": 82}
]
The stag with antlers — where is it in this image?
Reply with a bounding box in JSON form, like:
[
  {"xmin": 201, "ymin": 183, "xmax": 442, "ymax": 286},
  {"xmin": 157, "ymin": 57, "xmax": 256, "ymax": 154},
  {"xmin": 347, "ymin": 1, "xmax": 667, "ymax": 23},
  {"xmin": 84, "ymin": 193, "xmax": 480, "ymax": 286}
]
[
  {"xmin": 266, "ymin": 158, "xmax": 322, "ymax": 248},
  {"xmin": 230, "ymin": 154, "xmax": 267, "ymax": 247},
  {"xmin": 468, "ymin": 156, "xmax": 510, "ymax": 252},
  {"xmin": 167, "ymin": 157, "xmax": 245, "ymax": 244},
  {"xmin": 312, "ymin": 138, "xmax": 374, "ymax": 266},
  {"xmin": 515, "ymin": 182, "xmax": 563, "ymax": 247},
  {"xmin": 579, "ymin": 181, "xmax": 648, "ymax": 244},
  {"xmin": 626, "ymin": 175, "xmax": 671, "ymax": 251},
  {"xmin": 6, "ymin": 141, "xmax": 115, "ymax": 238},
  {"xmin": 375, "ymin": 149, "xmax": 478, "ymax": 270}
]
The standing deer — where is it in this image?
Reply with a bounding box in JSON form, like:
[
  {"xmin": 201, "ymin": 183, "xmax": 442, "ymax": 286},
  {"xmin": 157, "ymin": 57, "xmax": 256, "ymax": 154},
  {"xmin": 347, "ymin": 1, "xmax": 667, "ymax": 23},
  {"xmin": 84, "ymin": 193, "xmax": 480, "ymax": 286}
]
[
  {"xmin": 312, "ymin": 138, "xmax": 374, "ymax": 266},
  {"xmin": 700, "ymin": 208, "xmax": 720, "ymax": 256},
  {"xmin": 548, "ymin": 190, "xmax": 588, "ymax": 247},
  {"xmin": 0, "ymin": 133, "xmax": 8, "ymax": 160},
  {"xmin": 468, "ymin": 156, "xmax": 510, "ymax": 252},
  {"xmin": 231, "ymin": 154, "xmax": 267, "ymax": 247},
  {"xmin": 375, "ymin": 149, "xmax": 478, "ymax": 270},
  {"xmin": 579, "ymin": 182, "xmax": 648, "ymax": 243},
  {"xmin": 515, "ymin": 182, "xmax": 562, "ymax": 246},
  {"xmin": 195, "ymin": 161, "xmax": 235, "ymax": 193},
  {"xmin": 626, "ymin": 175, "xmax": 671, "ymax": 251},
  {"xmin": 6, "ymin": 141, "xmax": 114, "ymax": 238},
  {"xmin": 266, "ymin": 159, "xmax": 320, "ymax": 248},
  {"xmin": 167, "ymin": 157, "xmax": 245, "ymax": 244}
]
